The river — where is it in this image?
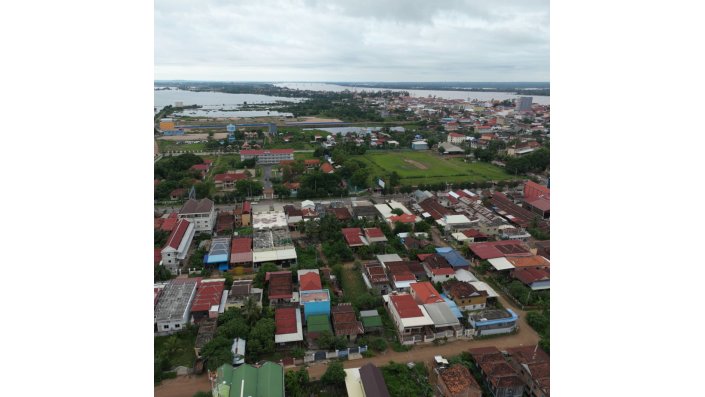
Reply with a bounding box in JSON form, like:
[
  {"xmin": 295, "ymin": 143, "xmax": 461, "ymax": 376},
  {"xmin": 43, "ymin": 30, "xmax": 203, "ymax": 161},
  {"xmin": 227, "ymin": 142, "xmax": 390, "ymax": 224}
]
[
  {"xmin": 153, "ymin": 88, "xmax": 305, "ymax": 112},
  {"xmin": 274, "ymin": 82, "xmax": 550, "ymax": 105}
]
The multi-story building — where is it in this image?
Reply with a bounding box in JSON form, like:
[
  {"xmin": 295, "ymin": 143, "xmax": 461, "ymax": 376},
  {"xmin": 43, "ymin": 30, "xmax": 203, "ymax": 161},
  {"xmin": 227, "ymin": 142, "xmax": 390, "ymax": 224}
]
[
  {"xmin": 160, "ymin": 219, "xmax": 195, "ymax": 273},
  {"xmin": 443, "ymin": 280, "xmax": 488, "ymax": 311},
  {"xmin": 468, "ymin": 309, "xmax": 518, "ymax": 336},
  {"xmin": 178, "ymin": 198, "xmax": 216, "ymax": 233},
  {"xmin": 154, "ymin": 278, "xmax": 199, "ymax": 334},
  {"xmin": 516, "ymin": 96, "xmax": 533, "ymax": 113},
  {"xmin": 240, "ymin": 149, "xmax": 294, "ymax": 164}
]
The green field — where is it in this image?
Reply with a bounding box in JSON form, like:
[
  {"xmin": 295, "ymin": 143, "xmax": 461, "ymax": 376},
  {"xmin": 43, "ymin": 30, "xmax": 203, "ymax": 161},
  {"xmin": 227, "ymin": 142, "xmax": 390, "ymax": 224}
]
[
  {"xmin": 294, "ymin": 152, "xmax": 315, "ymax": 160},
  {"xmin": 355, "ymin": 150, "xmax": 515, "ymax": 186},
  {"xmin": 157, "ymin": 140, "xmax": 207, "ymax": 152}
]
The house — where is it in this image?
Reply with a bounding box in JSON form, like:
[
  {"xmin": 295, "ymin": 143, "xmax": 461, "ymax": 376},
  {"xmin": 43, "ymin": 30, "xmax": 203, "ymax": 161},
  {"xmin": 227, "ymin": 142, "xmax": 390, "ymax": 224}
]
[
  {"xmin": 230, "ymin": 237, "xmax": 253, "ymax": 269},
  {"xmin": 304, "ymin": 159, "xmax": 321, "ymax": 169},
  {"xmin": 524, "ymin": 196, "xmax": 550, "ymax": 219},
  {"xmin": 447, "ymin": 132, "xmax": 466, "ymax": 144},
  {"xmin": 205, "ymin": 237, "xmax": 231, "ymax": 271},
  {"xmin": 320, "ymin": 162, "xmax": 334, "ymax": 174},
  {"xmin": 178, "ymin": 198, "xmax": 216, "ymax": 233},
  {"xmin": 252, "ymin": 228, "xmax": 297, "ymax": 268},
  {"xmin": 468, "ymin": 309, "xmax": 518, "ymax": 336},
  {"xmin": 435, "ymin": 247, "xmax": 470, "ymax": 270},
  {"xmin": 344, "ymin": 363, "xmax": 392, "ymax": 397},
  {"xmin": 298, "ymin": 269, "xmax": 322, "ymax": 292},
  {"xmin": 266, "ymin": 271, "xmax": 293, "ymax": 306},
  {"xmin": 300, "ymin": 289, "xmax": 330, "ymax": 322},
  {"xmin": 506, "ymin": 255, "xmax": 550, "ymax": 270},
  {"xmin": 331, "ymin": 303, "xmax": 364, "ymax": 342},
  {"xmin": 212, "ymin": 362, "xmax": 284, "ymax": 397},
  {"xmin": 170, "ymin": 188, "xmax": 187, "ymax": 201},
  {"xmin": 435, "ymin": 363, "xmax": 483, "ymax": 397},
  {"xmin": 342, "ymin": 227, "xmax": 367, "ymax": 247},
  {"xmin": 523, "ymin": 180, "xmax": 550, "ymax": 202},
  {"xmin": 240, "ymin": 149, "xmax": 294, "ymax": 164},
  {"xmin": 505, "ymin": 346, "xmax": 550, "ymax": 397},
  {"xmin": 225, "ymin": 280, "xmax": 263, "ymax": 310},
  {"xmin": 364, "ymin": 228, "xmax": 388, "ymax": 243},
  {"xmin": 230, "ymin": 338, "xmax": 246, "ymax": 365},
  {"xmin": 274, "ymin": 307, "xmax": 303, "ymax": 346},
  {"xmin": 351, "ymin": 202, "xmax": 381, "ymax": 220},
  {"xmin": 360, "ymin": 309, "xmax": 383, "ymax": 334},
  {"xmin": 422, "ymin": 254, "xmax": 456, "ymax": 283},
  {"xmin": 384, "ymin": 293, "xmax": 434, "ymax": 344},
  {"xmin": 411, "ymin": 140, "xmax": 429, "ymax": 150},
  {"xmin": 410, "ymin": 282, "xmax": 444, "ymax": 305},
  {"xmin": 362, "ymin": 262, "xmax": 391, "ymax": 295},
  {"xmin": 328, "ymin": 207, "xmax": 352, "ymax": 222},
  {"xmin": 469, "ymin": 347, "xmax": 524, "ymax": 397},
  {"xmin": 154, "ymin": 278, "xmax": 199, "ymax": 334},
  {"xmin": 214, "ymin": 171, "xmax": 249, "ymax": 190},
  {"xmin": 511, "ymin": 267, "xmax": 550, "ymax": 290},
  {"xmin": 161, "ymin": 219, "xmax": 195, "ymax": 273},
  {"xmin": 190, "ymin": 278, "xmax": 226, "ymax": 322},
  {"xmin": 232, "ymin": 201, "xmax": 251, "ymax": 228},
  {"xmin": 443, "ymin": 280, "xmax": 488, "ymax": 311},
  {"xmin": 439, "ymin": 214, "xmax": 475, "ymax": 233},
  {"xmin": 190, "ymin": 163, "xmax": 210, "ymax": 179},
  {"xmin": 439, "ymin": 142, "xmax": 464, "ymax": 155},
  {"xmin": 306, "ymin": 313, "xmax": 333, "ymax": 345},
  {"xmin": 462, "ymin": 229, "xmax": 489, "ymax": 242},
  {"xmin": 467, "ymin": 240, "xmax": 532, "ymax": 261}
]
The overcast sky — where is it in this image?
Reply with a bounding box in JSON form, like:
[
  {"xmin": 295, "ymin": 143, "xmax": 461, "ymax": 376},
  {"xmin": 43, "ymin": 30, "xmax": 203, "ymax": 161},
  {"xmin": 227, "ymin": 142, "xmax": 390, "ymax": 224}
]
[{"xmin": 155, "ymin": 0, "xmax": 549, "ymax": 82}]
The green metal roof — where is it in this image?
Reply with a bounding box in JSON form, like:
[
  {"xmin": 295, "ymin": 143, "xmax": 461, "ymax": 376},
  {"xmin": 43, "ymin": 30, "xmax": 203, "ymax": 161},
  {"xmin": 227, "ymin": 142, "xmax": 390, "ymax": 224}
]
[
  {"xmin": 362, "ymin": 315, "xmax": 383, "ymax": 328},
  {"xmin": 215, "ymin": 362, "xmax": 284, "ymax": 397},
  {"xmin": 307, "ymin": 314, "xmax": 332, "ymax": 333}
]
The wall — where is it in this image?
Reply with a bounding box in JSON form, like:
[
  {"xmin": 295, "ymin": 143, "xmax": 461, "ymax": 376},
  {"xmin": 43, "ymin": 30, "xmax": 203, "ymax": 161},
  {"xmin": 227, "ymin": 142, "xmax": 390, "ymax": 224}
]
[{"xmin": 303, "ymin": 299, "xmax": 330, "ymax": 321}]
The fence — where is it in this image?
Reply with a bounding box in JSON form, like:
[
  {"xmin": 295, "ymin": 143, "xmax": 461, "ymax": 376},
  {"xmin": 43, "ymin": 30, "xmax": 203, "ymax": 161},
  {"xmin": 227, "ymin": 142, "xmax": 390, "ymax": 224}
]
[{"xmin": 303, "ymin": 345, "xmax": 368, "ymax": 363}]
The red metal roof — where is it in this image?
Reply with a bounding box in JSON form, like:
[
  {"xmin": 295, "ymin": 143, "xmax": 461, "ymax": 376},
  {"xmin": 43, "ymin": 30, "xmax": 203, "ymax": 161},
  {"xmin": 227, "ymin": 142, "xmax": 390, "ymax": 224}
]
[
  {"xmin": 240, "ymin": 149, "xmax": 294, "ymax": 155},
  {"xmin": 320, "ymin": 163, "xmax": 334, "ymax": 173},
  {"xmin": 389, "ymin": 214, "xmax": 417, "ymax": 223},
  {"xmin": 299, "ymin": 272, "xmax": 322, "ymax": 291},
  {"xmin": 342, "ymin": 228, "xmax": 365, "ymax": 246},
  {"xmin": 160, "ymin": 216, "xmax": 178, "ymax": 232},
  {"xmin": 267, "ymin": 271, "xmax": 293, "ymax": 299},
  {"xmin": 191, "ymin": 164, "xmax": 209, "ymax": 171},
  {"xmin": 417, "ymin": 253, "xmax": 433, "ymax": 261},
  {"xmin": 448, "ymin": 132, "xmax": 465, "ymax": 138},
  {"xmin": 191, "ymin": 281, "xmax": 225, "ymax": 312},
  {"xmin": 364, "ymin": 228, "xmax": 385, "ymax": 238},
  {"xmin": 242, "ymin": 201, "xmax": 251, "ymax": 213},
  {"xmin": 389, "ymin": 294, "xmax": 423, "ymax": 319},
  {"xmin": 410, "ymin": 282, "xmax": 444, "ymax": 304},
  {"xmin": 462, "ymin": 229, "xmax": 487, "ymax": 239},
  {"xmin": 214, "ymin": 173, "xmax": 248, "ymax": 183},
  {"xmin": 430, "ymin": 267, "xmax": 455, "ymax": 276},
  {"xmin": 468, "ymin": 240, "xmax": 531, "ymax": 260},
  {"xmin": 526, "ymin": 196, "xmax": 550, "ymax": 212},
  {"xmin": 164, "ymin": 219, "xmax": 191, "ymax": 249},
  {"xmin": 230, "ymin": 237, "xmax": 252, "ymax": 254},
  {"xmin": 275, "ymin": 307, "xmax": 298, "ymax": 335},
  {"xmin": 154, "ymin": 249, "xmax": 162, "ymax": 264},
  {"xmin": 524, "ymin": 180, "xmax": 550, "ymax": 201},
  {"xmin": 513, "ymin": 267, "xmax": 550, "ymax": 285},
  {"xmin": 304, "ymin": 159, "xmax": 321, "ymax": 165}
]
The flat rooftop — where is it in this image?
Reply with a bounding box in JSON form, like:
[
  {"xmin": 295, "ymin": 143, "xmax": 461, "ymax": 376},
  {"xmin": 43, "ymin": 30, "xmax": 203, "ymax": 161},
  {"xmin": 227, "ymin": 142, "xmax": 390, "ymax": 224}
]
[
  {"xmin": 154, "ymin": 278, "xmax": 199, "ymax": 322},
  {"xmin": 252, "ymin": 211, "xmax": 287, "ymax": 229},
  {"xmin": 300, "ymin": 289, "xmax": 330, "ymax": 303},
  {"xmin": 253, "ymin": 228, "xmax": 293, "ymax": 251}
]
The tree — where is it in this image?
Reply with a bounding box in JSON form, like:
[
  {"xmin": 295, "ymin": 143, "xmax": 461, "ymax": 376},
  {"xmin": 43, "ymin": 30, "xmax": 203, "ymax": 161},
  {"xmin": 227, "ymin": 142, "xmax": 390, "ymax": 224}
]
[
  {"xmin": 391, "ymin": 208, "xmax": 404, "ymax": 216},
  {"xmin": 321, "ymin": 361, "xmax": 346, "ymax": 387},
  {"xmin": 253, "ymin": 262, "xmax": 279, "ymax": 288},
  {"xmin": 285, "ymin": 367, "xmax": 310, "ymax": 397},
  {"xmin": 201, "ymin": 336, "xmax": 234, "ymax": 370},
  {"xmin": 224, "ymin": 272, "xmax": 233, "ymax": 289},
  {"xmin": 154, "ymin": 265, "xmax": 172, "ymax": 282},
  {"xmin": 350, "ymin": 169, "xmax": 369, "ymax": 189}
]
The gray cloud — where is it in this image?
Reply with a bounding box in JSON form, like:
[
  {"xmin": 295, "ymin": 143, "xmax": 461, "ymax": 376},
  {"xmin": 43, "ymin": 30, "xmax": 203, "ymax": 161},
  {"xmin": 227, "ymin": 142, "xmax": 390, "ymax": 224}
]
[{"xmin": 155, "ymin": 0, "xmax": 549, "ymax": 81}]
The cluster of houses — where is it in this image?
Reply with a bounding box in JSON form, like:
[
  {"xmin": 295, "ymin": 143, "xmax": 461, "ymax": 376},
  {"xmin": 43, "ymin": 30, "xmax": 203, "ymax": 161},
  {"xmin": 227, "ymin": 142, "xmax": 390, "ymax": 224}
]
[{"xmin": 468, "ymin": 345, "xmax": 550, "ymax": 397}]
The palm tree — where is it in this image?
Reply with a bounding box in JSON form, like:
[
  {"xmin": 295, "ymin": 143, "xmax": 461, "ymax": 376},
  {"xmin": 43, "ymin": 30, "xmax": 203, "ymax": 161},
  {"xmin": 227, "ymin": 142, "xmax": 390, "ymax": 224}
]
[{"xmin": 242, "ymin": 296, "xmax": 261, "ymax": 325}]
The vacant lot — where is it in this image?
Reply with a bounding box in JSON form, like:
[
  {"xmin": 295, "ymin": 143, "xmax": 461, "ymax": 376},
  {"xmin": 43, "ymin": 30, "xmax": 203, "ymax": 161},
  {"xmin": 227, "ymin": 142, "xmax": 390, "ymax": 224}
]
[
  {"xmin": 356, "ymin": 151, "xmax": 514, "ymax": 185},
  {"xmin": 340, "ymin": 266, "xmax": 367, "ymax": 300}
]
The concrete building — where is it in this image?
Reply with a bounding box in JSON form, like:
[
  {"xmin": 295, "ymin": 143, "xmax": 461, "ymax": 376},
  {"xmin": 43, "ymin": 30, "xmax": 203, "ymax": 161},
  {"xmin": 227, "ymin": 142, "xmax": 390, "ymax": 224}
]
[
  {"xmin": 469, "ymin": 347, "xmax": 524, "ymax": 397},
  {"xmin": 516, "ymin": 96, "xmax": 533, "ymax": 113},
  {"xmin": 468, "ymin": 309, "xmax": 518, "ymax": 336},
  {"xmin": 411, "ymin": 140, "xmax": 429, "ymax": 150},
  {"xmin": 384, "ymin": 293, "xmax": 434, "ymax": 344},
  {"xmin": 447, "ymin": 132, "xmax": 466, "ymax": 145},
  {"xmin": 252, "ymin": 228, "xmax": 297, "ymax": 268},
  {"xmin": 178, "ymin": 199, "xmax": 216, "ymax": 233},
  {"xmin": 266, "ymin": 271, "xmax": 294, "ymax": 306},
  {"xmin": 154, "ymin": 278, "xmax": 199, "ymax": 334},
  {"xmin": 300, "ymin": 289, "xmax": 331, "ymax": 322},
  {"xmin": 240, "ymin": 149, "xmax": 294, "ymax": 164},
  {"xmin": 160, "ymin": 219, "xmax": 195, "ymax": 273},
  {"xmin": 225, "ymin": 280, "xmax": 263, "ymax": 310},
  {"xmin": 332, "ymin": 303, "xmax": 364, "ymax": 342},
  {"xmin": 443, "ymin": 280, "xmax": 488, "ymax": 311},
  {"xmin": 190, "ymin": 278, "xmax": 226, "ymax": 322},
  {"xmin": 212, "ymin": 362, "xmax": 284, "ymax": 397},
  {"xmin": 205, "ymin": 237, "xmax": 231, "ymax": 271},
  {"xmin": 274, "ymin": 307, "xmax": 303, "ymax": 346},
  {"xmin": 344, "ymin": 363, "xmax": 391, "ymax": 397}
]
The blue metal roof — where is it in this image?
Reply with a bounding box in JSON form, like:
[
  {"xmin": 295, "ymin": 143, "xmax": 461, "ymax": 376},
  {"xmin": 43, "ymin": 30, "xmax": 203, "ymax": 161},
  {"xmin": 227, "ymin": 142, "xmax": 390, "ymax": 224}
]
[
  {"xmin": 436, "ymin": 248, "xmax": 469, "ymax": 268},
  {"xmin": 440, "ymin": 293, "xmax": 463, "ymax": 319}
]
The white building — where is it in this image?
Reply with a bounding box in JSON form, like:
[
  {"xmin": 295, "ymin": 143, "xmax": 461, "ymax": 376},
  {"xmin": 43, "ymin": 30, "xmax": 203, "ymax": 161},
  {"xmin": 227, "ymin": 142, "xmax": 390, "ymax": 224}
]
[
  {"xmin": 161, "ymin": 219, "xmax": 195, "ymax": 273},
  {"xmin": 154, "ymin": 278, "xmax": 199, "ymax": 334},
  {"xmin": 447, "ymin": 133, "xmax": 466, "ymax": 144},
  {"xmin": 178, "ymin": 199, "xmax": 216, "ymax": 233},
  {"xmin": 240, "ymin": 149, "xmax": 294, "ymax": 164}
]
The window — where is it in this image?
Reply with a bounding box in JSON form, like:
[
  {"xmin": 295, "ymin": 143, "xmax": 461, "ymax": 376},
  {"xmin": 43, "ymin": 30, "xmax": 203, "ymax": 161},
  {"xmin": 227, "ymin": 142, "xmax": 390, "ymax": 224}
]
[
  {"xmin": 175, "ymin": 324, "xmax": 180, "ymax": 328},
  {"xmin": 163, "ymin": 325, "xmax": 169, "ymax": 329}
]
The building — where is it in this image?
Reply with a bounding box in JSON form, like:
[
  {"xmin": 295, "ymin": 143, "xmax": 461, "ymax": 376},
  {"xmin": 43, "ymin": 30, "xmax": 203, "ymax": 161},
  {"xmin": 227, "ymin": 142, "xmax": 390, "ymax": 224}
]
[
  {"xmin": 351, "ymin": 201, "xmax": 382, "ymax": 220},
  {"xmin": 306, "ymin": 313, "xmax": 333, "ymax": 344},
  {"xmin": 240, "ymin": 149, "xmax": 294, "ymax": 164},
  {"xmin": 362, "ymin": 262, "xmax": 391, "ymax": 295},
  {"xmin": 384, "ymin": 293, "xmax": 434, "ymax": 344},
  {"xmin": 161, "ymin": 219, "xmax": 195, "ymax": 273},
  {"xmin": 212, "ymin": 362, "xmax": 284, "ymax": 397},
  {"xmin": 523, "ymin": 180, "xmax": 550, "ymax": 202},
  {"xmin": 205, "ymin": 237, "xmax": 231, "ymax": 271},
  {"xmin": 274, "ymin": 307, "xmax": 303, "ymax": 346},
  {"xmin": 332, "ymin": 303, "xmax": 364, "ymax": 341},
  {"xmin": 360, "ymin": 310, "xmax": 383, "ymax": 333},
  {"xmin": 364, "ymin": 228, "xmax": 388, "ymax": 243},
  {"xmin": 342, "ymin": 227, "xmax": 368, "ymax": 247},
  {"xmin": 159, "ymin": 118, "xmax": 175, "ymax": 130},
  {"xmin": 190, "ymin": 279, "xmax": 226, "ymax": 322},
  {"xmin": 422, "ymin": 254, "xmax": 456, "ymax": 283},
  {"xmin": 300, "ymin": 289, "xmax": 331, "ymax": 322},
  {"xmin": 447, "ymin": 132, "xmax": 466, "ymax": 145},
  {"xmin": 435, "ymin": 363, "xmax": 483, "ymax": 397},
  {"xmin": 344, "ymin": 363, "xmax": 392, "ymax": 397},
  {"xmin": 439, "ymin": 142, "xmax": 464, "ymax": 155},
  {"xmin": 411, "ymin": 140, "xmax": 429, "ymax": 150},
  {"xmin": 435, "ymin": 248, "xmax": 470, "ymax": 270},
  {"xmin": 512, "ymin": 267, "xmax": 550, "ymax": 290},
  {"xmin": 215, "ymin": 211, "xmax": 234, "ymax": 234},
  {"xmin": 225, "ymin": 280, "xmax": 263, "ymax": 310},
  {"xmin": 233, "ymin": 201, "xmax": 251, "ymax": 228},
  {"xmin": 469, "ymin": 347, "xmax": 524, "ymax": 397},
  {"xmin": 443, "ymin": 280, "xmax": 488, "ymax": 311},
  {"xmin": 524, "ymin": 196, "xmax": 550, "ymax": 219},
  {"xmin": 516, "ymin": 96, "xmax": 533, "ymax": 113},
  {"xmin": 266, "ymin": 271, "xmax": 293, "ymax": 306},
  {"xmin": 154, "ymin": 278, "xmax": 199, "ymax": 334},
  {"xmin": 468, "ymin": 240, "xmax": 532, "ymax": 261},
  {"xmin": 505, "ymin": 346, "xmax": 550, "ymax": 397},
  {"xmin": 178, "ymin": 199, "xmax": 216, "ymax": 233},
  {"xmin": 439, "ymin": 214, "xmax": 475, "ymax": 233},
  {"xmin": 410, "ymin": 282, "xmax": 445, "ymax": 305},
  {"xmin": 468, "ymin": 309, "xmax": 518, "ymax": 336},
  {"xmin": 214, "ymin": 171, "xmax": 249, "ymax": 190},
  {"xmin": 230, "ymin": 338, "xmax": 246, "ymax": 365},
  {"xmin": 229, "ymin": 237, "xmax": 253, "ymax": 269},
  {"xmin": 252, "ymin": 228, "xmax": 297, "ymax": 268},
  {"xmin": 298, "ymin": 269, "xmax": 322, "ymax": 291}
]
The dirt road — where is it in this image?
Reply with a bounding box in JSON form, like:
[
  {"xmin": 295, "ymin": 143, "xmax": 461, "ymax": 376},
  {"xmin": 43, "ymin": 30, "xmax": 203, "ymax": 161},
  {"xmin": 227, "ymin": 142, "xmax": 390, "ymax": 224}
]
[{"xmin": 154, "ymin": 374, "xmax": 211, "ymax": 397}]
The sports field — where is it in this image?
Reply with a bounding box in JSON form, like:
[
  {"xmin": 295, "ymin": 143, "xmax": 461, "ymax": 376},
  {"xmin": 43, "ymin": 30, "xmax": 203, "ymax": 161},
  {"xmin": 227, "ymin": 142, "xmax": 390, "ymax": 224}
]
[{"xmin": 356, "ymin": 150, "xmax": 515, "ymax": 185}]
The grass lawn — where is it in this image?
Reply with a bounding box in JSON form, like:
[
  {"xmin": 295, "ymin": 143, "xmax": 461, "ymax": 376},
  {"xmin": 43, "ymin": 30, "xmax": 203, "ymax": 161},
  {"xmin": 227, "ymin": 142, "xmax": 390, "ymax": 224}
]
[
  {"xmin": 158, "ymin": 140, "xmax": 207, "ymax": 152},
  {"xmin": 340, "ymin": 266, "xmax": 367, "ymax": 300},
  {"xmin": 355, "ymin": 150, "xmax": 515, "ymax": 185},
  {"xmin": 154, "ymin": 328, "xmax": 197, "ymax": 368},
  {"xmin": 294, "ymin": 152, "xmax": 315, "ymax": 160}
]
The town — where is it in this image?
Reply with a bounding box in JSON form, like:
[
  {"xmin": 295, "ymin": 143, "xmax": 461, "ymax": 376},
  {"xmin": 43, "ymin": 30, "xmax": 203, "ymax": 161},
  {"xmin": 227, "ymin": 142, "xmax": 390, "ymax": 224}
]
[{"xmin": 154, "ymin": 89, "xmax": 550, "ymax": 397}]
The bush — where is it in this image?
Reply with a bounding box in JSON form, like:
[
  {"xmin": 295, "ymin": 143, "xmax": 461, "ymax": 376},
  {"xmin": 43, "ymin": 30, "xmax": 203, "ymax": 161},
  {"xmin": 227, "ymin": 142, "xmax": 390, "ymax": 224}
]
[{"xmin": 370, "ymin": 337, "xmax": 388, "ymax": 352}]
